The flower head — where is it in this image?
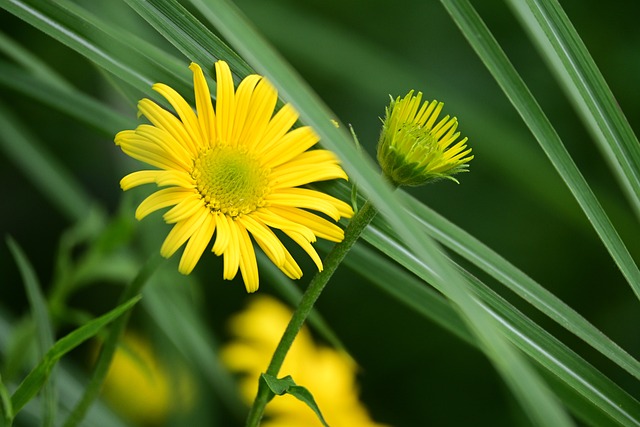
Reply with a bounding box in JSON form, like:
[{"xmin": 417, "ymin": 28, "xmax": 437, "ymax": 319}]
[
  {"xmin": 377, "ymin": 90, "xmax": 473, "ymax": 186},
  {"xmin": 115, "ymin": 61, "xmax": 353, "ymax": 292},
  {"xmin": 221, "ymin": 296, "xmax": 387, "ymax": 427}
]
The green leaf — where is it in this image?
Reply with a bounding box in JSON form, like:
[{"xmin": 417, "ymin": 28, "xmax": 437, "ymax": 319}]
[
  {"xmin": 10, "ymin": 296, "xmax": 141, "ymax": 415},
  {"xmin": 0, "ymin": 101, "xmax": 92, "ymax": 222},
  {"xmin": 1, "ymin": 0, "xmax": 191, "ymax": 96},
  {"xmin": 397, "ymin": 190, "xmax": 640, "ymax": 381},
  {"xmin": 0, "ymin": 62, "xmax": 134, "ymax": 136},
  {"xmin": 0, "ymin": 30, "xmax": 72, "ymax": 91},
  {"xmin": 122, "ymin": 0, "xmax": 252, "ymax": 80},
  {"xmin": 0, "ymin": 372, "xmax": 13, "ymax": 426},
  {"xmin": 439, "ymin": 0, "xmax": 640, "ymax": 301},
  {"xmin": 354, "ymin": 229, "xmax": 640, "ymax": 426},
  {"xmin": 507, "ymin": 0, "xmax": 640, "ymax": 221},
  {"xmin": 261, "ymin": 374, "xmax": 330, "ymax": 427},
  {"xmin": 6, "ymin": 237, "xmax": 56, "ymax": 426}
]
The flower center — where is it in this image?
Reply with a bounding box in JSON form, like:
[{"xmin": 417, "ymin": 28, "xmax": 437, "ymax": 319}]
[{"xmin": 192, "ymin": 146, "xmax": 270, "ymax": 218}]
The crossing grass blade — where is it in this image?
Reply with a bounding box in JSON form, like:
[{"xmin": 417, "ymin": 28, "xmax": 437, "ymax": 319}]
[
  {"xmin": 7, "ymin": 237, "xmax": 57, "ymax": 427},
  {"xmin": 438, "ymin": 0, "xmax": 640, "ymax": 301},
  {"xmin": 507, "ymin": 0, "xmax": 640, "ymax": 221},
  {"xmin": 10, "ymin": 296, "xmax": 140, "ymax": 415}
]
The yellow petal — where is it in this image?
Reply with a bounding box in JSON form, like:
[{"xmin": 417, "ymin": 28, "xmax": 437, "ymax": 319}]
[
  {"xmin": 236, "ymin": 221, "xmax": 259, "ymax": 293},
  {"xmin": 231, "ymin": 74, "xmax": 262, "ymax": 146},
  {"xmin": 253, "ymin": 208, "xmax": 315, "ymax": 242},
  {"xmin": 115, "ymin": 131, "xmax": 185, "ymax": 171},
  {"xmin": 189, "ymin": 62, "xmax": 216, "ymax": 146},
  {"xmin": 222, "ymin": 216, "xmax": 240, "ymax": 280},
  {"xmin": 135, "ymin": 124, "xmax": 193, "ymax": 170},
  {"xmin": 269, "ymin": 163, "xmax": 348, "ymax": 190},
  {"xmin": 211, "ymin": 211, "xmax": 229, "ymax": 255},
  {"xmin": 237, "ymin": 77, "xmax": 277, "ymax": 148},
  {"xmin": 160, "ymin": 208, "xmax": 209, "ymax": 258},
  {"xmin": 154, "ymin": 170, "xmax": 196, "ymax": 188},
  {"xmin": 239, "ymin": 215, "xmax": 286, "ymax": 267},
  {"xmin": 282, "ymin": 230, "xmax": 323, "ymax": 272},
  {"xmin": 260, "ymin": 126, "xmax": 319, "ymax": 168},
  {"xmin": 268, "ymin": 206, "xmax": 345, "ymax": 242},
  {"xmin": 135, "ymin": 187, "xmax": 195, "ymax": 220},
  {"xmin": 178, "ymin": 211, "xmax": 215, "ymax": 274},
  {"xmin": 257, "ymin": 103, "xmax": 298, "ymax": 154},
  {"xmin": 214, "ymin": 60, "xmax": 235, "ymax": 145},
  {"xmin": 266, "ymin": 188, "xmax": 341, "ymax": 221},
  {"xmin": 153, "ymin": 82, "xmax": 205, "ymax": 149},
  {"xmin": 138, "ymin": 99, "xmax": 197, "ymax": 156},
  {"xmin": 120, "ymin": 170, "xmax": 162, "ymax": 191},
  {"xmin": 163, "ymin": 194, "xmax": 205, "ymax": 224}
]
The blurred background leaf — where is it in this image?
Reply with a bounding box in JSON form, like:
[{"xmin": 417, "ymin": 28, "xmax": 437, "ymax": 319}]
[{"xmin": 1, "ymin": 0, "xmax": 638, "ymax": 426}]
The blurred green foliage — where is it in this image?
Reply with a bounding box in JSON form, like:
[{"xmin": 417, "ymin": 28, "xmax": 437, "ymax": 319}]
[{"xmin": 1, "ymin": 0, "xmax": 639, "ymax": 426}]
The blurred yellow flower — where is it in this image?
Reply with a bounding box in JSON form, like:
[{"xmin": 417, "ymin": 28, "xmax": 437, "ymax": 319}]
[
  {"xmin": 96, "ymin": 333, "xmax": 193, "ymax": 426},
  {"xmin": 377, "ymin": 90, "xmax": 473, "ymax": 186},
  {"xmin": 221, "ymin": 296, "xmax": 387, "ymax": 427},
  {"xmin": 115, "ymin": 60, "xmax": 353, "ymax": 292}
]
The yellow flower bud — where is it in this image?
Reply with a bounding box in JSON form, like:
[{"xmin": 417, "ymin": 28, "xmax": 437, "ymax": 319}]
[{"xmin": 377, "ymin": 90, "xmax": 473, "ymax": 186}]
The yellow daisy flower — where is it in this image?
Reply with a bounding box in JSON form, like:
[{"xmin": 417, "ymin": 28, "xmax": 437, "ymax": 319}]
[
  {"xmin": 115, "ymin": 60, "xmax": 353, "ymax": 292},
  {"xmin": 377, "ymin": 90, "xmax": 473, "ymax": 186}
]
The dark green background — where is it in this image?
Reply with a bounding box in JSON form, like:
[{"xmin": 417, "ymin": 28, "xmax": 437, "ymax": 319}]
[{"xmin": 1, "ymin": 0, "xmax": 639, "ymax": 425}]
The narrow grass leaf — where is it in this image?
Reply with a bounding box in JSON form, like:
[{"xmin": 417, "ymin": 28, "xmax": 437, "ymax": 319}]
[
  {"xmin": 0, "ymin": 101, "xmax": 91, "ymax": 222},
  {"xmin": 123, "ymin": 0, "xmax": 252, "ymax": 80},
  {"xmin": 0, "ymin": 31, "xmax": 72, "ymax": 91},
  {"xmin": 439, "ymin": 0, "xmax": 640, "ymax": 301},
  {"xmin": 398, "ymin": 191, "xmax": 640, "ymax": 380},
  {"xmin": 6, "ymin": 237, "xmax": 56, "ymax": 427},
  {"xmin": 0, "ymin": 62, "xmax": 133, "ymax": 135},
  {"xmin": 10, "ymin": 296, "xmax": 141, "ymax": 415},
  {"xmin": 2, "ymin": 0, "xmax": 153, "ymax": 88},
  {"xmin": 0, "ymin": 367, "xmax": 14, "ymax": 425},
  {"xmin": 185, "ymin": 1, "xmax": 574, "ymax": 425},
  {"xmin": 507, "ymin": 0, "xmax": 640, "ymax": 221},
  {"xmin": 362, "ymin": 226, "xmax": 640, "ymax": 426}
]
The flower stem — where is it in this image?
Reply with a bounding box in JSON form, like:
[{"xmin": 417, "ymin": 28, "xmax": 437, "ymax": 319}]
[{"xmin": 245, "ymin": 200, "xmax": 378, "ymax": 427}]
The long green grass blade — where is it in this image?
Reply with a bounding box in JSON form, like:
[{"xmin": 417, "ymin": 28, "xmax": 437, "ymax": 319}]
[
  {"xmin": 122, "ymin": 0, "xmax": 252, "ymax": 80},
  {"xmin": 0, "ymin": 371, "xmax": 12, "ymax": 425},
  {"xmin": 2, "ymin": 0, "xmax": 152, "ymax": 88},
  {"xmin": 6, "ymin": 237, "xmax": 57, "ymax": 427},
  {"xmin": 10, "ymin": 296, "xmax": 140, "ymax": 415},
  {"xmin": 0, "ymin": 31, "xmax": 72, "ymax": 91},
  {"xmin": 507, "ymin": 0, "xmax": 640, "ymax": 221},
  {"xmin": 439, "ymin": 0, "xmax": 640, "ymax": 301},
  {"xmin": 182, "ymin": 1, "xmax": 573, "ymax": 425},
  {"xmin": 0, "ymin": 101, "xmax": 91, "ymax": 222},
  {"xmin": 2, "ymin": 0, "xmax": 196, "ymax": 101},
  {"xmin": 361, "ymin": 226, "xmax": 640, "ymax": 426},
  {"xmin": 0, "ymin": 62, "xmax": 133, "ymax": 135},
  {"xmin": 399, "ymin": 191, "xmax": 640, "ymax": 380}
]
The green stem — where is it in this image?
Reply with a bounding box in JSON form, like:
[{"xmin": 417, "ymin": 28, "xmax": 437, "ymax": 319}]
[{"xmin": 245, "ymin": 200, "xmax": 378, "ymax": 427}]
